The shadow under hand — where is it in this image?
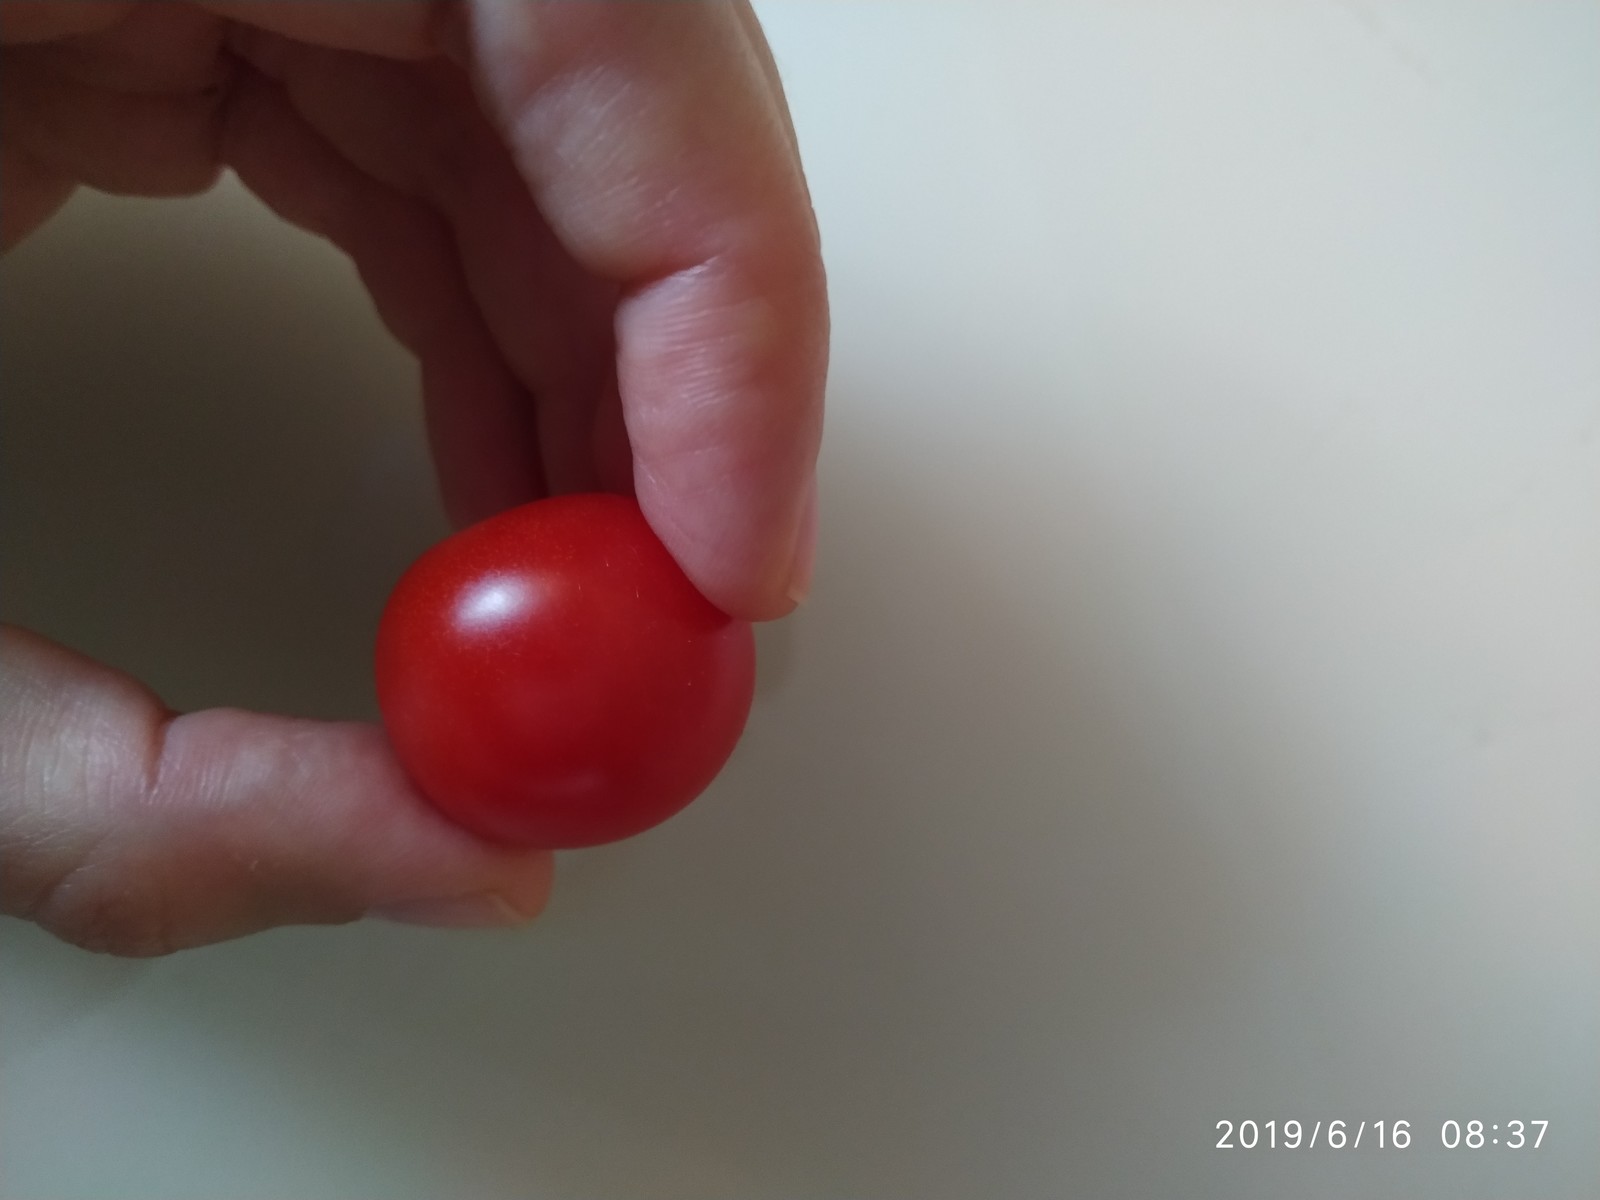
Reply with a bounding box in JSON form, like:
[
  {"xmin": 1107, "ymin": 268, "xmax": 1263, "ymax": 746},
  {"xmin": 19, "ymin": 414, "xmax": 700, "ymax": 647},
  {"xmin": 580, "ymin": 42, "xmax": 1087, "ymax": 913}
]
[{"xmin": 0, "ymin": 183, "xmax": 446, "ymax": 720}]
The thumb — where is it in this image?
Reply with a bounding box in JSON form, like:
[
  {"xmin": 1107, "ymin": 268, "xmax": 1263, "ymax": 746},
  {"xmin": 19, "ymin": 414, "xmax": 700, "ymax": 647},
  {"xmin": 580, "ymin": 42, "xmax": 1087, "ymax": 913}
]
[{"xmin": 0, "ymin": 626, "xmax": 553, "ymax": 957}]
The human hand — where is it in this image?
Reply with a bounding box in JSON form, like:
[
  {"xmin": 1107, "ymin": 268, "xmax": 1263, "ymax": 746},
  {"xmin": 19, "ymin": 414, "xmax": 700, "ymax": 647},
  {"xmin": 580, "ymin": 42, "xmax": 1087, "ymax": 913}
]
[{"xmin": 0, "ymin": 1, "xmax": 826, "ymax": 956}]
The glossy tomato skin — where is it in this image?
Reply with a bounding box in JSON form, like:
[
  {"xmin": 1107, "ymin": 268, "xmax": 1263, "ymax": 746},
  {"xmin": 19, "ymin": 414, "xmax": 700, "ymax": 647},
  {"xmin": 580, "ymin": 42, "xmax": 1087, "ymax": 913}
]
[{"xmin": 375, "ymin": 494, "xmax": 755, "ymax": 848}]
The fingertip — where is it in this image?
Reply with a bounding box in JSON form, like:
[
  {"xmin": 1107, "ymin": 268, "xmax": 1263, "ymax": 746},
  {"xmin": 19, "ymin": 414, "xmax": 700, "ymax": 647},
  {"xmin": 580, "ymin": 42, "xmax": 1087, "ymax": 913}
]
[
  {"xmin": 639, "ymin": 464, "xmax": 817, "ymax": 624},
  {"xmin": 781, "ymin": 474, "xmax": 818, "ymax": 610}
]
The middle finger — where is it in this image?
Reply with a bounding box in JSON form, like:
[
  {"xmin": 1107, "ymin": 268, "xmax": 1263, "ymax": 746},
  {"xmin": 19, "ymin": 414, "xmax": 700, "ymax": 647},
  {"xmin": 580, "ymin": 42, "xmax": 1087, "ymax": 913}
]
[{"xmin": 230, "ymin": 29, "xmax": 618, "ymax": 496}]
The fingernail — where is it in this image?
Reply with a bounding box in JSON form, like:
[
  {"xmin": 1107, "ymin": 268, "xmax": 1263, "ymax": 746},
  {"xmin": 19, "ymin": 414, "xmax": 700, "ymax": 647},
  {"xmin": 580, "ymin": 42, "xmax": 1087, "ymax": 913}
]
[
  {"xmin": 785, "ymin": 479, "xmax": 819, "ymax": 607},
  {"xmin": 370, "ymin": 893, "xmax": 533, "ymax": 929}
]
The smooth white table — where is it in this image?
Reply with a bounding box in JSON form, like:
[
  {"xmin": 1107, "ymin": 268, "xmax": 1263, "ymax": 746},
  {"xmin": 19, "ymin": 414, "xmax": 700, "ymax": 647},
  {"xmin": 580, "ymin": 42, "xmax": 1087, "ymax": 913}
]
[{"xmin": 3, "ymin": 4, "xmax": 1596, "ymax": 1197}]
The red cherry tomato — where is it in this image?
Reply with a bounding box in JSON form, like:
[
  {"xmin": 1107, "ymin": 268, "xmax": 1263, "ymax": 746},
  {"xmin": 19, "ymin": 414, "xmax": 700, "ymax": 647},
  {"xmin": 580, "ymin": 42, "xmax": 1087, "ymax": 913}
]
[{"xmin": 375, "ymin": 494, "xmax": 755, "ymax": 848}]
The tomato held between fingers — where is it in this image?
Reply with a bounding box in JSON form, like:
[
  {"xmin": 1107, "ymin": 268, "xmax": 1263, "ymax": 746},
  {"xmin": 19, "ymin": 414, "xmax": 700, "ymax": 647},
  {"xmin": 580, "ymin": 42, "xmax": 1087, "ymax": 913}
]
[{"xmin": 375, "ymin": 494, "xmax": 756, "ymax": 848}]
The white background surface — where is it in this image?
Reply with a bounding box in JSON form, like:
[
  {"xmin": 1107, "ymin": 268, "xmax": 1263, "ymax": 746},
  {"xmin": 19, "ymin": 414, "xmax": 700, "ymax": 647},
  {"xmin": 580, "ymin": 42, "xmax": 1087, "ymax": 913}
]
[{"xmin": 3, "ymin": 3, "xmax": 1598, "ymax": 1197}]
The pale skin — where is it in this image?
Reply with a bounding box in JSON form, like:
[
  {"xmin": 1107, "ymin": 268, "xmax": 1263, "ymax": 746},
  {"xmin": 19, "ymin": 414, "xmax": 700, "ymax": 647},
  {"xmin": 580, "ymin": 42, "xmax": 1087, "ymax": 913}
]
[{"xmin": 0, "ymin": 1, "xmax": 827, "ymax": 955}]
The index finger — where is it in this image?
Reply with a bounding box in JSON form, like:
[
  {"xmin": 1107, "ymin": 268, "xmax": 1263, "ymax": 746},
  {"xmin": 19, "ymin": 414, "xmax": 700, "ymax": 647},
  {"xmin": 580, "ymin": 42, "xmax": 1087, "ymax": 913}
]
[
  {"xmin": 3, "ymin": 0, "xmax": 827, "ymax": 618},
  {"xmin": 466, "ymin": 0, "xmax": 827, "ymax": 619}
]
